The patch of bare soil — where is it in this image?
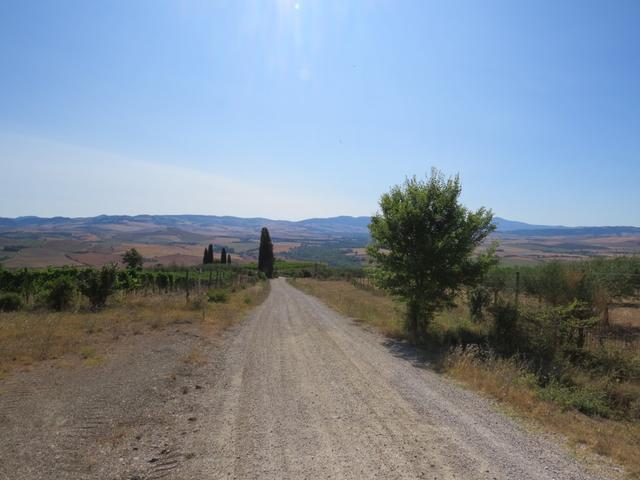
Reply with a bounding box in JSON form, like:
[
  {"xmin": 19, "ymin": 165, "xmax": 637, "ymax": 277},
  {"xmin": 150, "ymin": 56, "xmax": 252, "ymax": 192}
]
[{"xmin": 0, "ymin": 321, "xmax": 226, "ymax": 480}]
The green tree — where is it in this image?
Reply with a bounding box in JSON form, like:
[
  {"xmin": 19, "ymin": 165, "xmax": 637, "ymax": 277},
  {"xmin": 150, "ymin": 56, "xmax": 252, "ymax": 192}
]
[
  {"xmin": 227, "ymin": 253, "xmax": 231, "ymax": 264},
  {"xmin": 220, "ymin": 247, "xmax": 227, "ymax": 264},
  {"xmin": 367, "ymin": 170, "xmax": 496, "ymax": 339},
  {"xmin": 122, "ymin": 248, "xmax": 144, "ymax": 269},
  {"xmin": 203, "ymin": 247, "xmax": 208, "ymax": 265},
  {"xmin": 258, "ymin": 227, "xmax": 275, "ymax": 278},
  {"xmin": 207, "ymin": 244, "xmax": 214, "ymax": 264}
]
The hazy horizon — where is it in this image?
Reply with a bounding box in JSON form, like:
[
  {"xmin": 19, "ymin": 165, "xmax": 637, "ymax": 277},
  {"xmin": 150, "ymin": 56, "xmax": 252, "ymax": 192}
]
[
  {"xmin": 1, "ymin": 211, "xmax": 639, "ymax": 229},
  {"xmin": 2, "ymin": 1, "xmax": 639, "ymax": 225}
]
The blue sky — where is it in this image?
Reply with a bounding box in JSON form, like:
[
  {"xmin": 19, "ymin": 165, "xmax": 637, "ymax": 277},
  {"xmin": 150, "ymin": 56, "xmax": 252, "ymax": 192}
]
[{"xmin": 0, "ymin": 0, "xmax": 638, "ymax": 225}]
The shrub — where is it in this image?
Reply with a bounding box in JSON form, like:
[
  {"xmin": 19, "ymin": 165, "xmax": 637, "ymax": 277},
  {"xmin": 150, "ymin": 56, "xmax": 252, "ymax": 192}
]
[
  {"xmin": 0, "ymin": 292, "xmax": 23, "ymax": 312},
  {"xmin": 45, "ymin": 276, "xmax": 77, "ymax": 311},
  {"xmin": 208, "ymin": 290, "xmax": 229, "ymax": 303},
  {"xmin": 467, "ymin": 286, "xmax": 491, "ymax": 321},
  {"xmin": 79, "ymin": 265, "xmax": 117, "ymax": 309},
  {"xmin": 155, "ymin": 272, "xmax": 173, "ymax": 292},
  {"xmin": 538, "ymin": 379, "xmax": 612, "ymax": 418},
  {"xmin": 488, "ymin": 302, "xmax": 519, "ymax": 355}
]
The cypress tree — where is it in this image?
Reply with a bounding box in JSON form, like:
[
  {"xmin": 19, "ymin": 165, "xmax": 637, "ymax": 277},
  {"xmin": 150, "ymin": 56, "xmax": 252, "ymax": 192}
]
[
  {"xmin": 207, "ymin": 244, "xmax": 214, "ymax": 264},
  {"xmin": 220, "ymin": 247, "xmax": 227, "ymax": 264},
  {"xmin": 203, "ymin": 248, "xmax": 208, "ymax": 265},
  {"xmin": 227, "ymin": 254, "xmax": 231, "ymax": 264},
  {"xmin": 258, "ymin": 227, "xmax": 274, "ymax": 278}
]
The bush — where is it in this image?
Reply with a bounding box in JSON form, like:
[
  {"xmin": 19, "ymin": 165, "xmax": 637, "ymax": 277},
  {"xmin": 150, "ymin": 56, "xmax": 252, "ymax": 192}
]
[
  {"xmin": 45, "ymin": 276, "xmax": 77, "ymax": 311},
  {"xmin": 488, "ymin": 302, "xmax": 520, "ymax": 355},
  {"xmin": 79, "ymin": 265, "xmax": 117, "ymax": 309},
  {"xmin": 0, "ymin": 292, "xmax": 23, "ymax": 312},
  {"xmin": 467, "ymin": 286, "xmax": 491, "ymax": 321},
  {"xmin": 538, "ymin": 379, "xmax": 612, "ymax": 417},
  {"xmin": 207, "ymin": 290, "xmax": 229, "ymax": 303}
]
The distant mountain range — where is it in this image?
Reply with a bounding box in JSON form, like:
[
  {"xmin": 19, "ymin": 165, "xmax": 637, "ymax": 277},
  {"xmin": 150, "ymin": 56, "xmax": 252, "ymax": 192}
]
[
  {"xmin": 0, "ymin": 214, "xmax": 638, "ymax": 239},
  {"xmin": 1, "ymin": 214, "xmax": 639, "ymax": 268}
]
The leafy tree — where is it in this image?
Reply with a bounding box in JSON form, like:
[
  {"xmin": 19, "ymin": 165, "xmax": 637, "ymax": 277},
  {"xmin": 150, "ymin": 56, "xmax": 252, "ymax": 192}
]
[
  {"xmin": 220, "ymin": 247, "xmax": 227, "ymax": 264},
  {"xmin": 122, "ymin": 248, "xmax": 144, "ymax": 269},
  {"xmin": 258, "ymin": 227, "xmax": 275, "ymax": 278},
  {"xmin": 79, "ymin": 265, "xmax": 117, "ymax": 309},
  {"xmin": 367, "ymin": 170, "xmax": 495, "ymax": 339}
]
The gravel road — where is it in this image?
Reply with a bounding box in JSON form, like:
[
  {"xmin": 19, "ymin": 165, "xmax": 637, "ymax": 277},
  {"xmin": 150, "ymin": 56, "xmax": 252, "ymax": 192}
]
[
  {"xmin": 0, "ymin": 278, "xmax": 615, "ymax": 479},
  {"xmin": 183, "ymin": 278, "xmax": 612, "ymax": 479}
]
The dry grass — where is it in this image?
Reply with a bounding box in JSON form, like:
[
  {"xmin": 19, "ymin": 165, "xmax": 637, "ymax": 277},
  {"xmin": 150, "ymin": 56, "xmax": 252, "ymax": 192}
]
[
  {"xmin": 447, "ymin": 349, "xmax": 639, "ymax": 478},
  {"xmin": 0, "ymin": 281, "xmax": 269, "ymax": 376},
  {"xmin": 611, "ymin": 306, "xmax": 640, "ymax": 328},
  {"xmin": 290, "ymin": 278, "xmax": 405, "ymax": 338},
  {"xmin": 290, "ymin": 278, "xmax": 637, "ymax": 478}
]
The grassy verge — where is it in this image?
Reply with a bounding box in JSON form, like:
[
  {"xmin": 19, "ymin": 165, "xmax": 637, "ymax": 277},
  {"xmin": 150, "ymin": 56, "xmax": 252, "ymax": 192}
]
[
  {"xmin": 290, "ymin": 278, "xmax": 638, "ymax": 478},
  {"xmin": 0, "ymin": 281, "xmax": 269, "ymax": 376}
]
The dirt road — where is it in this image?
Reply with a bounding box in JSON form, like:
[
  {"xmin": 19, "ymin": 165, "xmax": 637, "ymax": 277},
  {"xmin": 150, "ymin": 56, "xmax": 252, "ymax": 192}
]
[
  {"xmin": 184, "ymin": 278, "xmax": 610, "ymax": 479},
  {"xmin": 0, "ymin": 278, "xmax": 614, "ymax": 479}
]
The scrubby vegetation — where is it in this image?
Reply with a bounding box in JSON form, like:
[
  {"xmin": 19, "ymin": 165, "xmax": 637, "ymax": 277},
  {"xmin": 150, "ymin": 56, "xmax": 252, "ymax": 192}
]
[
  {"xmin": 0, "ymin": 261, "xmax": 270, "ymax": 376},
  {"xmin": 0, "ymin": 262, "xmax": 267, "ymax": 312}
]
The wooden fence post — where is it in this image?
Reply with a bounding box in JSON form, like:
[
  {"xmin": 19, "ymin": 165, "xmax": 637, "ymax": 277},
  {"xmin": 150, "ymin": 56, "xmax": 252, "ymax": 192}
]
[
  {"xmin": 515, "ymin": 271, "xmax": 520, "ymax": 312},
  {"xmin": 185, "ymin": 269, "xmax": 190, "ymax": 302}
]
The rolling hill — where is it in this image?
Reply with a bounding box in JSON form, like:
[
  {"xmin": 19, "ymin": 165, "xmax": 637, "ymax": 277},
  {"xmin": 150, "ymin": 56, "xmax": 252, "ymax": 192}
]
[{"xmin": 0, "ymin": 215, "xmax": 639, "ymax": 268}]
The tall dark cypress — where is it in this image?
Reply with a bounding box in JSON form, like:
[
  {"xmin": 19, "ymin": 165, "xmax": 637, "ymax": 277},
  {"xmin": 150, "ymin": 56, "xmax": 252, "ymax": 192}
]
[
  {"xmin": 227, "ymin": 254, "xmax": 231, "ymax": 264},
  {"xmin": 220, "ymin": 247, "xmax": 227, "ymax": 264},
  {"xmin": 257, "ymin": 227, "xmax": 274, "ymax": 278},
  {"xmin": 203, "ymin": 247, "xmax": 208, "ymax": 265},
  {"xmin": 207, "ymin": 244, "xmax": 214, "ymax": 264}
]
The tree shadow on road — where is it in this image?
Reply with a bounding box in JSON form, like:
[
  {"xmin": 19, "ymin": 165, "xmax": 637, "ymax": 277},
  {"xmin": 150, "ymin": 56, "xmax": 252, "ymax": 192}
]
[{"xmin": 380, "ymin": 338, "xmax": 449, "ymax": 373}]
